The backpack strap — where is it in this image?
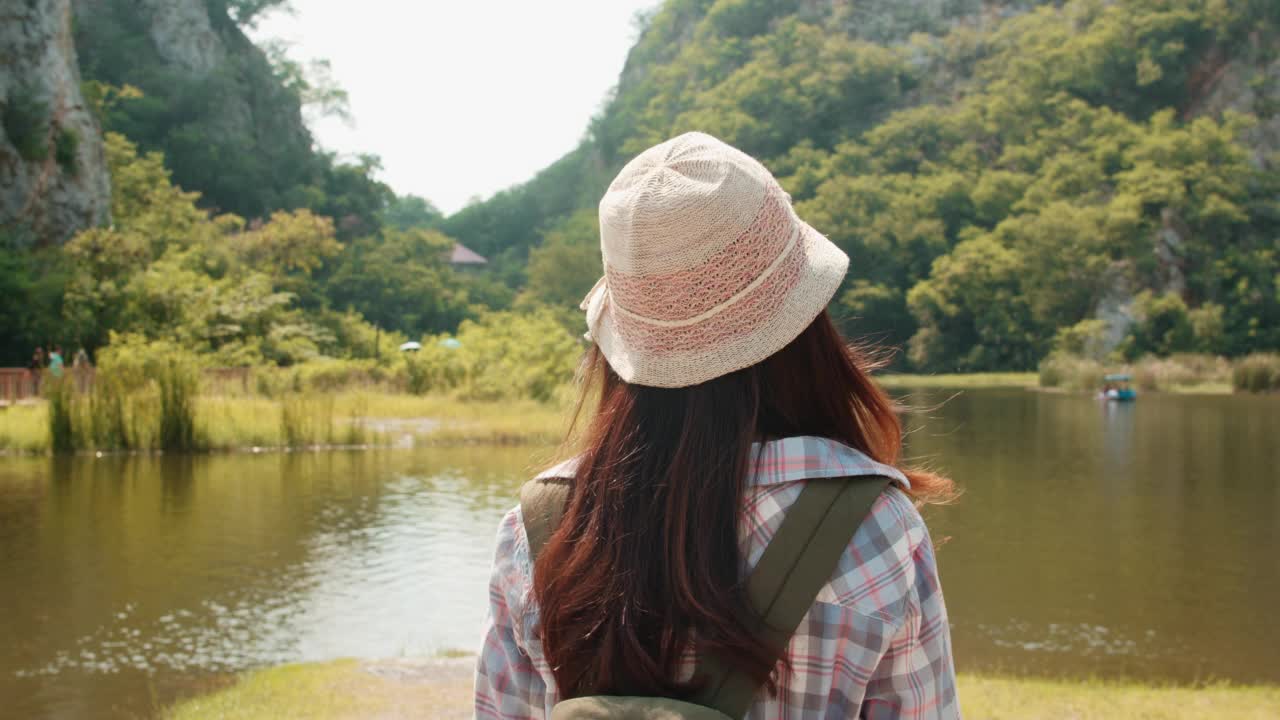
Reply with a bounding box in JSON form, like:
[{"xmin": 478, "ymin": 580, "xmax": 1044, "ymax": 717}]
[
  {"xmin": 692, "ymin": 475, "xmax": 891, "ymax": 718},
  {"xmin": 520, "ymin": 477, "xmax": 571, "ymax": 564},
  {"xmin": 518, "ymin": 473, "xmax": 892, "ymax": 720}
]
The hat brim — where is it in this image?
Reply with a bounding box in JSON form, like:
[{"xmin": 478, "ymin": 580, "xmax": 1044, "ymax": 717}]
[{"xmin": 584, "ymin": 221, "xmax": 849, "ymax": 388}]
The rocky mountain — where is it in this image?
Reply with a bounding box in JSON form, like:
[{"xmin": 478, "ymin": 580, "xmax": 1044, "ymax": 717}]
[
  {"xmin": 70, "ymin": 0, "xmax": 317, "ymax": 220},
  {"xmin": 0, "ymin": 0, "xmax": 110, "ymax": 246}
]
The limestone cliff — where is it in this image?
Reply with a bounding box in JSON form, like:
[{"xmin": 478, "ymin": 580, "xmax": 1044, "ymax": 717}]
[
  {"xmin": 0, "ymin": 0, "xmax": 110, "ymax": 246},
  {"xmin": 70, "ymin": 0, "xmax": 314, "ymax": 219}
]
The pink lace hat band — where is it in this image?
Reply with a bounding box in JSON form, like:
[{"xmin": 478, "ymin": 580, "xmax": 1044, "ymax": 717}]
[{"xmin": 583, "ymin": 132, "xmax": 849, "ymax": 388}]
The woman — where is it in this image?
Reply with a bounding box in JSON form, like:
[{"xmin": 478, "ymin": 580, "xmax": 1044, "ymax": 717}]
[{"xmin": 476, "ymin": 133, "xmax": 959, "ymax": 719}]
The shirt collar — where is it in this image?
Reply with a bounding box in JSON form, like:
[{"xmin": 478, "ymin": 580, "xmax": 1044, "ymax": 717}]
[
  {"xmin": 534, "ymin": 436, "xmax": 908, "ymax": 488},
  {"xmin": 748, "ymin": 435, "xmax": 908, "ymax": 487}
]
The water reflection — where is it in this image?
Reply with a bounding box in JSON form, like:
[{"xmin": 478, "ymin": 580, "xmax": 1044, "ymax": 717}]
[
  {"xmin": 0, "ymin": 447, "xmax": 545, "ymax": 718},
  {"xmin": 900, "ymin": 389, "xmax": 1280, "ymax": 682}
]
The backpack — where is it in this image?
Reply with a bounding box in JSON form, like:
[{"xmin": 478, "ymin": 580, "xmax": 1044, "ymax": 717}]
[{"xmin": 520, "ymin": 473, "xmax": 892, "ymax": 720}]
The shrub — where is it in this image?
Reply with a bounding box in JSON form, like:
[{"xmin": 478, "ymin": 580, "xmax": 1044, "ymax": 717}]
[
  {"xmin": 1041, "ymin": 352, "xmax": 1234, "ymax": 392},
  {"xmin": 1038, "ymin": 353, "xmax": 1104, "ymax": 391},
  {"xmin": 2, "ymin": 87, "xmax": 49, "ymax": 162},
  {"xmin": 1051, "ymin": 319, "xmax": 1110, "ymax": 361},
  {"xmin": 407, "ymin": 310, "xmax": 583, "ymax": 402},
  {"xmin": 1124, "ymin": 292, "xmax": 1194, "ymax": 359},
  {"xmin": 1233, "ymin": 353, "xmax": 1280, "ymax": 393},
  {"xmin": 54, "ymin": 126, "xmax": 79, "ymax": 173},
  {"xmin": 293, "ymin": 358, "xmax": 402, "ymax": 392}
]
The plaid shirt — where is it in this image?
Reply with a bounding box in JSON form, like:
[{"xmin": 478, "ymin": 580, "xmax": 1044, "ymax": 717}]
[{"xmin": 475, "ymin": 436, "xmax": 960, "ymax": 719}]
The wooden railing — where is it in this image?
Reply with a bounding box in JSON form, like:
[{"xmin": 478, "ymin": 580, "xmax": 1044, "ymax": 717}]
[
  {"xmin": 0, "ymin": 368, "xmax": 39, "ymax": 405},
  {"xmin": 0, "ymin": 367, "xmax": 96, "ymax": 405},
  {"xmin": 0, "ymin": 366, "xmax": 255, "ymax": 405}
]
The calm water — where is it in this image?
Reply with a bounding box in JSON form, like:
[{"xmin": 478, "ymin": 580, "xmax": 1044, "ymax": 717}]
[{"xmin": 1, "ymin": 390, "xmax": 1278, "ymax": 717}]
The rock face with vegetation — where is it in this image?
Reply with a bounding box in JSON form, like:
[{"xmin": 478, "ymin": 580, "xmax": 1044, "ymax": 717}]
[
  {"xmin": 447, "ymin": 0, "xmax": 1280, "ymax": 371},
  {"xmin": 0, "ymin": 0, "xmax": 110, "ymax": 245},
  {"xmin": 71, "ymin": 0, "xmax": 317, "ymax": 220}
]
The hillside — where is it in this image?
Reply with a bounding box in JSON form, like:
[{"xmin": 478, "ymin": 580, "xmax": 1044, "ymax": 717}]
[
  {"xmin": 1, "ymin": 0, "xmax": 1277, "ymax": 374},
  {"xmin": 445, "ymin": 0, "xmax": 1280, "ymax": 370}
]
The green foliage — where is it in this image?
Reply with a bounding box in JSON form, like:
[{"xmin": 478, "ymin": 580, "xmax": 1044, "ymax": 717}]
[
  {"xmin": 7, "ymin": 0, "xmax": 1275, "ymax": 380},
  {"xmin": 383, "ymin": 195, "xmax": 443, "ymax": 230},
  {"xmin": 907, "ymin": 234, "xmax": 1040, "ymax": 371},
  {"xmin": 325, "ymin": 227, "xmax": 480, "ymax": 338},
  {"xmin": 407, "ymin": 310, "xmax": 582, "ymax": 402},
  {"xmin": 2, "ymin": 86, "xmax": 49, "ymax": 162},
  {"xmin": 837, "ymin": 280, "xmax": 912, "ymax": 349},
  {"xmin": 520, "ymin": 210, "xmax": 601, "ymax": 309},
  {"xmin": 444, "ymin": 0, "xmax": 1279, "ymax": 372},
  {"xmin": 1124, "ymin": 291, "xmax": 1195, "ymax": 358},
  {"xmin": 73, "ymin": 0, "xmax": 388, "ymax": 230},
  {"xmin": 54, "ymin": 127, "xmax": 80, "ymax": 173},
  {"xmin": 0, "ymin": 238, "xmax": 70, "ymax": 363},
  {"xmin": 1052, "ymin": 319, "xmax": 1112, "ymax": 361}
]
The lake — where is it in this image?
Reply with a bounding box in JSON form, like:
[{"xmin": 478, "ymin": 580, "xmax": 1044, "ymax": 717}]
[{"xmin": 2, "ymin": 389, "xmax": 1278, "ymax": 718}]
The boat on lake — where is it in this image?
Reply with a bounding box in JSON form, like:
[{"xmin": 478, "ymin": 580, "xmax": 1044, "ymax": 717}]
[{"xmin": 1100, "ymin": 373, "xmax": 1137, "ymax": 401}]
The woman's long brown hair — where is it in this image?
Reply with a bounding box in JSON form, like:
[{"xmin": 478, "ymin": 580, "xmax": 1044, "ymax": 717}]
[{"xmin": 533, "ymin": 310, "xmax": 953, "ymax": 700}]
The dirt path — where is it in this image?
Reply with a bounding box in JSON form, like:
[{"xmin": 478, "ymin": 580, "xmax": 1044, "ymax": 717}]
[{"xmin": 353, "ymin": 658, "xmax": 473, "ymax": 719}]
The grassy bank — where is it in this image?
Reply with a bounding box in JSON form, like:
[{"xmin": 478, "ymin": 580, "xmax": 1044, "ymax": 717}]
[
  {"xmin": 877, "ymin": 372, "xmax": 1038, "ymax": 389},
  {"xmin": 0, "ymin": 392, "xmax": 569, "ymax": 454},
  {"xmin": 4, "ymin": 373, "xmax": 1046, "ymax": 454},
  {"xmin": 960, "ymin": 674, "xmax": 1280, "ymax": 719},
  {"xmin": 1037, "ymin": 352, "xmax": 1280, "ymax": 394},
  {"xmin": 165, "ymin": 659, "xmax": 1280, "ymax": 720}
]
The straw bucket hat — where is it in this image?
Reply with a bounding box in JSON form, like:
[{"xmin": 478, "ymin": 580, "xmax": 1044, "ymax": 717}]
[{"xmin": 582, "ymin": 132, "xmax": 849, "ymax": 388}]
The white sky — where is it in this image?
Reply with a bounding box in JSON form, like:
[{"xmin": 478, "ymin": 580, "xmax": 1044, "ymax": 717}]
[{"xmin": 251, "ymin": 1, "xmax": 658, "ymax": 215}]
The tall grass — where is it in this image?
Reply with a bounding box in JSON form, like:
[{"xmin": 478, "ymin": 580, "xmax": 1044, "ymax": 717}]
[
  {"xmin": 1039, "ymin": 353, "xmax": 1234, "ymax": 393},
  {"xmin": 45, "ymin": 377, "xmax": 76, "ymax": 453},
  {"xmin": 89, "ymin": 373, "xmax": 132, "ymax": 450},
  {"xmin": 157, "ymin": 360, "xmax": 198, "ymax": 452},
  {"xmin": 280, "ymin": 393, "xmax": 336, "ymax": 447},
  {"xmin": 1233, "ymin": 353, "xmax": 1280, "ymax": 393},
  {"xmin": 0, "ymin": 404, "xmax": 49, "ymax": 453},
  {"xmin": 37, "ymin": 362, "xmax": 197, "ymax": 454}
]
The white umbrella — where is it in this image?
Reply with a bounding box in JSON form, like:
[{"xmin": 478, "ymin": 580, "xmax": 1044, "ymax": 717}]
[{"xmin": 398, "ymin": 341, "xmax": 422, "ymax": 352}]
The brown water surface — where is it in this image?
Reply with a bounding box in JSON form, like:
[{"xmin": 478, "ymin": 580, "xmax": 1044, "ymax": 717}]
[{"xmin": 1, "ymin": 390, "xmax": 1277, "ymax": 717}]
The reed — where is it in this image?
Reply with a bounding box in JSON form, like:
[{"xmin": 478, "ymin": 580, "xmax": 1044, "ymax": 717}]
[
  {"xmin": 45, "ymin": 376, "xmax": 76, "ymax": 454},
  {"xmin": 157, "ymin": 360, "xmax": 198, "ymax": 452},
  {"xmin": 89, "ymin": 373, "xmax": 131, "ymax": 450},
  {"xmin": 1233, "ymin": 353, "xmax": 1280, "ymax": 393},
  {"xmin": 280, "ymin": 393, "xmax": 337, "ymax": 447},
  {"xmin": 1039, "ymin": 353, "xmax": 1234, "ymax": 393}
]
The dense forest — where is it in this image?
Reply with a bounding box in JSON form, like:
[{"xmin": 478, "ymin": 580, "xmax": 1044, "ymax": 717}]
[
  {"xmin": 2, "ymin": 0, "xmax": 1278, "ymax": 375},
  {"xmin": 449, "ymin": 0, "xmax": 1280, "ymax": 371}
]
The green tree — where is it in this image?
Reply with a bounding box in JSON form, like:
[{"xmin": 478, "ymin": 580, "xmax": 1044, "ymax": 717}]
[{"xmin": 521, "ymin": 210, "xmax": 602, "ymax": 309}]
